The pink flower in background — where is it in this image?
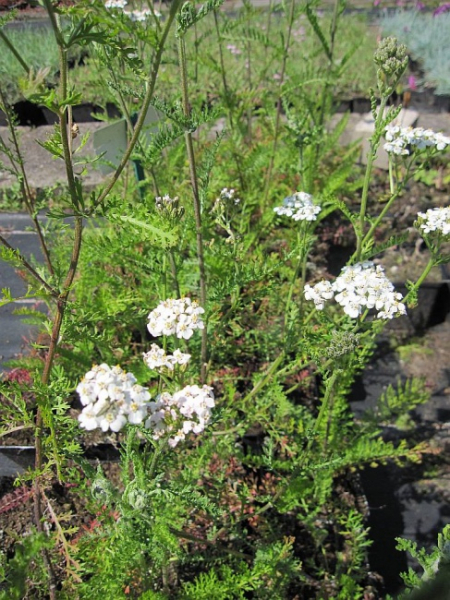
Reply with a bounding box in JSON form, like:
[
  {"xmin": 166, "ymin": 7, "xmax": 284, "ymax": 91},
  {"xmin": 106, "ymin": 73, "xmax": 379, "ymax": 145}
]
[
  {"xmin": 293, "ymin": 26, "xmax": 306, "ymax": 37},
  {"xmin": 415, "ymin": 1, "xmax": 425, "ymax": 9},
  {"xmin": 373, "ymin": 0, "xmax": 381, "ymax": 6},
  {"xmin": 408, "ymin": 75, "xmax": 417, "ymax": 90},
  {"xmin": 433, "ymin": 2, "xmax": 450, "ymax": 14},
  {"xmin": 227, "ymin": 44, "xmax": 242, "ymax": 56}
]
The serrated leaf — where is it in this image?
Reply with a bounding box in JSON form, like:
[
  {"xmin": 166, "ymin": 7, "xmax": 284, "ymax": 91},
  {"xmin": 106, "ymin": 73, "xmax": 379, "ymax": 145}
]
[
  {"xmin": 362, "ymin": 232, "xmax": 409, "ymax": 261},
  {"xmin": 115, "ymin": 214, "xmax": 177, "ymax": 247},
  {"xmin": 305, "ymin": 4, "xmax": 331, "ymax": 61}
]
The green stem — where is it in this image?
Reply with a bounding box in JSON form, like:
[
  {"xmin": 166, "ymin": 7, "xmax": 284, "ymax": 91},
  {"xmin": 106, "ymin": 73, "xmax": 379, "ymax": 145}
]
[
  {"xmin": 213, "ymin": 10, "xmax": 245, "ymax": 189},
  {"xmin": 0, "ymin": 82, "xmax": 53, "ymax": 274},
  {"xmin": 388, "ymin": 156, "xmax": 395, "ymax": 195},
  {"xmin": 403, "ymin": 257, "xmax": 435, "ymax": 305},
  {"xmin": 0, "ymin": 234, "xmax": 57, "ymax": 296},
  {"xmin": 95, "ymin": 0, "xmax": 182, "ymax": 208},
  {"xmin": 169, "ymin": 250, "xmax": 181, "ymax": 298},
  {"xmin": 148, "ymin": 442, "xmax": 163, "ymax": 481},
  {"xmin": 242, "ymin": 352, "xmax": 285, "ymax": 405},
  {"xmin": 283, "ymin": 228, "xmax": 304, "ymax": 340},
  {"xmin": 178, "ymin": 34, "xmax": 208, "ymax": 383},
  {"xmin": 0, "ymin": 31, "xmax": 30, "ymax": 74},
  {"xmin": 264, "ymin": 0, "xmax": 274, "ymax": 60},
  {"xmin": 213, "ymin": 9, "xmax": 234, "ymax": 129},
  {"xmin": 355, "ymin": 96, "xmax": 388, "ymax": 262},
  {"xmin": 358, "ymin": 160, "xmax": 414, "ymax": 255},
  {"xmin": 246, "ymin": 39, "xmax": 253, "ymax": 143},
  {"xmin": 305, "ymin": 369, "xmax": 339, "ymax": 454},
  {"xmin": 316, "ymin": 0, "xmax": 342, "ymax": 134},
  {"xmin": 263, "ymin": 0, "xmax": 297, "ymax": 207}
]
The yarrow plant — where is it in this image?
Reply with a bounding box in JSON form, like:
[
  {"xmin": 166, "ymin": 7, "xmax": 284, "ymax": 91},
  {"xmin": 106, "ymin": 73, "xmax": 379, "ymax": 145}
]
[
  {"xmin": 416, "ymin": 206, "xmax": 450, "ymax": 236},
  {"xmin": 304, "ymin": 261, "xmax": 406, "ymax": 319},
  {"xmin": 147, "ymin": 298, "xmax": 205, "ymax": 340},
  {"xmin": 384, "ymin": 125, "xmax": 450, "ymax": 156},
  {"xmin": 1, "ymin": 4, "xmax": 448, "ymax": 595},
  {"xmin": 273, "ymin": 192, "xmax": 321, "ymax": 221}
]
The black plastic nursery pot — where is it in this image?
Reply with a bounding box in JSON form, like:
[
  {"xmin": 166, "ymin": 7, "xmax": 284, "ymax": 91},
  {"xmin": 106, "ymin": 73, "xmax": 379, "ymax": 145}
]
[
  {"xmin": 0, "ymin": 100, "xmax": 122, "ymax": 127},
  {"xmin": 40, "ymin": 102, "xmax": 121, "ymax": 125}
]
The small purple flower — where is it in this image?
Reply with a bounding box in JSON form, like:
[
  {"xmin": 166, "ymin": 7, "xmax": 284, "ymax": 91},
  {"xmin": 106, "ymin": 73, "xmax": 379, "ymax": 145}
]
[
  {"xmin": 433, "ymin": 2, "xmax": 450, "ymax": 15},
  {"xmin": 408, "ymin": 75, "xmax": 417, "ymax": 90},
  {"xmin": 415, "ymin": 1, "xmax": 425, "ymax": 10}
]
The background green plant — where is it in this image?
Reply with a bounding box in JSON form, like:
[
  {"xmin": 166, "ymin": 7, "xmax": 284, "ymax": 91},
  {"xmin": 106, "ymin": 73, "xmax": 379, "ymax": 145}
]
[{"xmin": 379, "ymin": 10, "xmax": 450, "ymax": 94}]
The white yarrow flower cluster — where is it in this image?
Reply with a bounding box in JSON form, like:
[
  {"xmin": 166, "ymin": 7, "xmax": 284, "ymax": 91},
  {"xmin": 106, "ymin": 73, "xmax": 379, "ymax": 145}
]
[
  {"xmin": 304, "ymin": 280, "xmax": 334, "ymax": 310},
  {"xmin": 128, "ymin": 8, "xmax": 153, "ymax": 21},
  {"xmin": 218, "ymin": 188, "xmax": 241, "ymax": 205},
  {"xmin": 145, "ymin": 385, "xmax": 215, "ymax": 447},
  {"xmin": 384, "ymin": 125, "xmax": 450, "ymax": 156},
  {"xmin": 147, "ymin": 298, "xmax": 205, "ymax": 340},
  {"xmin": 143, "ymin": 343, "xmax": 191, "ymax": 372},
  {"xmin": 77, "ymin": 364, "xmax": 151, "ymax": 432},
  {"xmin": 105, "ymin": 0, "xmax": 127, "ymax": 8},
  {"xmin": 274, "ymin": 192, "xmax": 321, "ymax": 222},
  {"xmin": 417, "ymin": 206, "xmax": 450, "ymax": 236},
  {"xmin": 105, "ymin": 1, "xmax": 159, "ymax": 20},
  {"xmin": 304, "ymin": 262, "xmax": 406, "ymax": 319}
]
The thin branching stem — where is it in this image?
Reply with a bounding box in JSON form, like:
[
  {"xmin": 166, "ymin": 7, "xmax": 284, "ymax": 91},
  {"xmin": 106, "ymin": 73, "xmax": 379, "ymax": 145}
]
[
  {"xmin": 263, "ymin": 0, "xmax": 297, "ymax": 207},
  {"xmin": 316, "ymin": 0, "xmax": 342, "ymax": 134},
  {"xmin": 177, "ymin": 33, "xmax": 208, "ymax": 383},
  {"xmin": 0, "ymin": 86, "xmax": 54, "ymax": 274},
  {"xmin": 355, "ymin": 96, "xmax": 388, "ymax": 261},
  {"xmin": 213, "ymin": 9, "xmax": 234, "ymax": 129},
  {"xmin": 0, "ymin": 234, "xmax": 57, "ymax": 296},
  {"xmin": 0, "ymin": 30, "xmax": 30, "ymax": 74},
  {"xmin": 95, "ymin": 0, "xmax": 182, "ymax": 209}
]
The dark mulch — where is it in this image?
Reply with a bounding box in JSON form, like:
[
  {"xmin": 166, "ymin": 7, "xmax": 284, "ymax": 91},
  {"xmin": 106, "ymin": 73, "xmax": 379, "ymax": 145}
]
[{"xmin": 0, "ymin": 0, "xmax": 72, "ymax": 10}]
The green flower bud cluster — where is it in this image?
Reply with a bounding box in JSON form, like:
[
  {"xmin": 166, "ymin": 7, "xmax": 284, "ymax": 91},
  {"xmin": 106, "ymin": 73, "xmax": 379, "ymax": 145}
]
[
  {"xmin": 374, "ymin": 36, "xmax": 408, "ymax": 95},
  {"xmin": 155, "ymin": 194, "xmax": 185, "ymax": 221},
  {"xmin": 325, "ymin": 331, "xmax": 360, "ymax": 359}
]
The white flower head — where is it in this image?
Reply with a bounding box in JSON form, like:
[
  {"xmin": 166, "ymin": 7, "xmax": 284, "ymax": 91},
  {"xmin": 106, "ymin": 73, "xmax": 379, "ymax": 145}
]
[
  {"xmin": 384, "ymin": 125, "xmax": 450, "ymax": 156},
  {"xmin": 143, "ymin": 343, "xmax": 191, "ymax": 372},
  {"xmin": 304, "ymin": 262, "xmax": 406, "ymax": 320},
  {"xmin": 218, "ymin": 187, "xmax": 241, "ymax": 205},
  {"xmin": 144, "ymin": 384, "xmax": 215, "ymax": 447},
  {"xmin": 125, "ymin": 8, "xmax": 152, "ymax": 21},
  {"xmin": 77, "ymin": 363, "xmax": 151, "ymax": 433},
  {"xmin": 105, "ymin": 0, "xmax": 127, "ymax": 8},
  {"xmin": 417, "ymin": 206, "xmax": 450, "ymax": 236},
  {"xmin": 304, "ymin": 280, "xmax": 334, "ymax": 310},
  {"xmin": 147, "ymin": 298, "xmax": 205, "ymax": 340},
  {"xmin": 274, "ymin": 192, "xmax": 321, "ymax": 222}
]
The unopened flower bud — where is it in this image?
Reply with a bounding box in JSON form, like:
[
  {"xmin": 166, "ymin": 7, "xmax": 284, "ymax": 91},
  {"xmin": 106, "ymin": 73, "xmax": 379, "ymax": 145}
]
[
  {"xmin": 126, "ymin": 486, "xmax": 147, "ymax": 510},
  {"xmin": 374, "ymin": 37, "xmax": 408, "ymax": 94},
  {"xmin": 155, "ymin": 194, "xmax": 184, "ymax": 220},
  {"xmin": 325, "ymin": 331, "xmax": 360, "ymax": 359}
]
